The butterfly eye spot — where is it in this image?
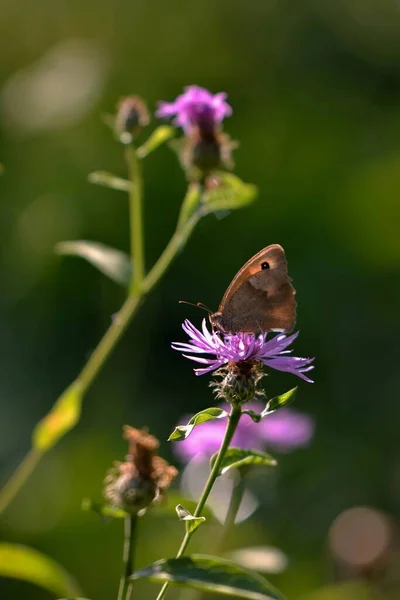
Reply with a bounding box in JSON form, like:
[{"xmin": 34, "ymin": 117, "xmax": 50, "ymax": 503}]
[{"xmin": 261, "ymin": 261, "xmax": 270, "ymax": 270}]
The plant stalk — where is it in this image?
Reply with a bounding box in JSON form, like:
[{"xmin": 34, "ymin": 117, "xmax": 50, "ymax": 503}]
[
  {"xmin": 154, "ymin": 405, "xmax": 242, "ymax": 600},
  {"xmin": 127, "ymin": 145, "xmax": 145, "ymax": 294},
  {"xmin": 117, "ymin": 515, "xmax": 137, "ymax": 600}
]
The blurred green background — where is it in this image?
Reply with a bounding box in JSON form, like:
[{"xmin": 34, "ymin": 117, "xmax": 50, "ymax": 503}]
[{"xmin": 1, "ymin": 0, "xmax": 400, "ymax": 599}]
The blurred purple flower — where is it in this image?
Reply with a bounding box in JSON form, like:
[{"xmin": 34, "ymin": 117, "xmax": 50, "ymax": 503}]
[
  {"xmin": 156, "ymin": 85, "xmax": 232, "ymax": 134},
  {"xmin": 172, "ymin": 319, "xmax": 314, "ymax": 382},
  {"xmin": 173, "ymin": 403, "xmax": 315, "ymax": 463}
]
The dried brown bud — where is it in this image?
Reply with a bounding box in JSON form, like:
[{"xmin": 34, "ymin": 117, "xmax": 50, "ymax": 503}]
[
  {"xmin": 104, "ymin": 427, "xmax": 178, "ymax": 514},
  {"xmin": 115, "ymin": 96, "xmax": 150, "ymax": 143}
]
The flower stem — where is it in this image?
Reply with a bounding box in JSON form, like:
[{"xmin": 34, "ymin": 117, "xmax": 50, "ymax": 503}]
[
  {"xmin": 0, "ymin": 188, "xmax": 203, "ymax": 516},
  {"xmin": 218, "ymin": 469, "xmax": 246, "ymax": 552},
  {"xmin": 126, "ymin": 145, "xmax": 145, "ymax": 294},
  {"xmin": 155, "ymin": 405, "xmax": 242, "ymax": 600},
  {"xmin": 117, "ymin": 515, "xmax": 137, "ymax": 600},
  {"xmin": 0, "ymin": 448, "xmax": 42, "ymax": 515}
]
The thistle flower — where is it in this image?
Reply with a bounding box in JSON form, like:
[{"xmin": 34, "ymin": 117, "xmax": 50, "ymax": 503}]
[
  {"xmin": 156, "ymin": 85, "xmax": 232, "ymax": 135},
  {"xmin": 104, "ymin": 426, "xmax": 178, "ymax": 514},
  {"xmin": 173, "ymin": 404, "xmax": 315, "ymax": 463},
  {"xmin": 172, "ymin": 319, "xmax": 314, "ymax": 382}
]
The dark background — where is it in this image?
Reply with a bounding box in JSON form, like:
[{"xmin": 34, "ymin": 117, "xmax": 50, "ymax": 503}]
[{"xmin": 0, "ymin": 0, "xmax": 399, "ymax": 599}]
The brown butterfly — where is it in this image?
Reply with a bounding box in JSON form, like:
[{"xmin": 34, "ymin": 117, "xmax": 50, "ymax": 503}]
[{"xmin": 209, "ymin": 244, "xmax": 296, "ymax": 334}]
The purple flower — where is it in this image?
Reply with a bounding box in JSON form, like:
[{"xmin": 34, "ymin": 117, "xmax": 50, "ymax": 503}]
[
  {"xmin": 173, "ymin": 404, "xmax": 315, "ymax": 463},
  {"xmin": 171, "ymin": 319, "xmax": 314, "ymax": 382},
  {"xmin": 156, "ymin": 85, "xmax": 232, "ymax": 134}
]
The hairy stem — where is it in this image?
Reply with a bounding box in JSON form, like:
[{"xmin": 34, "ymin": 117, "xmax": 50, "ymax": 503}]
[
  {"xmin": 155, "ymin": 405, "xmax": 242, "ymax": 600},
  {"xmin": 118, "ymin": 515, "xmax": 137, "ymax": 600}
]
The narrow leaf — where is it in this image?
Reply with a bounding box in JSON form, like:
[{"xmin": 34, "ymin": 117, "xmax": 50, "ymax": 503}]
[
  {"xmin": 0, "ymin": 543, "xmax": 82, "ymax": 597},
  {"xmin": 210, "ymin": 448, "xmax": 277, "ymax": 476},
  {"xmin": 88, "ymin": 171, "xmax": 131, "ymax": 192},
  {"xmin": 56, "ymin": 240, "xmax": 132, "ymax": 286},
  {"xmin": 262, "ymin": 388, "xmax": 297, "ymax": 416},
  {"xmin": 130, "ymin": 554, "xmax": 286, "ymax": 600},
  {"xmin": 137, "ymin": 125, "xmax": 175, "ymax": 158},
  {"xmin": 168, "ymin": 408, "xmax": 228, "ymax": 442},
  {"xmin": 203, "ymin": 172, "xmax": 258, "ymax": 214},
  {"xmin": 242, "ymin": 410, "xmax": 261, "ymax": 423},
  {"xmin": 33, "ymin": 382, "xmax": 82, "ymax": 452},
  {"xmin": 176, "ymin": 504, "xmax": 205, "ymax": 534}
]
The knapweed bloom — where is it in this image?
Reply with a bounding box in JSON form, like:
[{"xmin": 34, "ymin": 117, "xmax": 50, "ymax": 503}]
[
  {"xmin": 156, "ymin": 85, "xmax": 232, "ymax": 135},
  {"xmin": 104, "ymin": 426, "xmax": 178, "ymax": 514},
  {"xmin": 173, "ymin": 403, "xmax": 315, "ymax": 463},
  {"xmin": 172, "ymin": 319, "xmax": 314, "ymax": 381}
]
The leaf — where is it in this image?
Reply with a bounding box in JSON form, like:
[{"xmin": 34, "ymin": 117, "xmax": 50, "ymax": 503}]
[
  {"xmin": 0, "ymin": 543, "xmax": 82, "ymax": 597},
  {"xmin": 130, "ymin": 554, "xmax": 286, "ymax": 600},
  {"xmin": 81, "ymin": 498, "xmax": 127, "ymax": 519},
  {"xmin": 137, "ymin": 125, "xmax": 175, "ymax": 158},
  {"xmin": 176, "ymin": 504, "xmax": 206, "ymax": 534},
  {"xmin": 168, "ymin": 408, "xmax": 228, "ymax": 442},
  {"xmin": 210, "ymin": 448, "xmax": 277, "ymax": 476},
  {"xmin": 261, "ymin": 388, "xmax": 297, "ymax": 416},
  {"xmin": 33, "ymin": 381, "xmax": 83, "ymax": 452},
  {"xmin": 242, "ymin": 410, "xmax": 261, "ymax": 423},
  {"xmin": 88, "ymin": 170, "xmax": 131, "ymax": 192},
  {"xmin": 202, "ymin": 172, "xmax": 258, "ymax": 214},
  {"xmin": 56, "ymin": 240, "xmax": 132, "ymax": 286}
]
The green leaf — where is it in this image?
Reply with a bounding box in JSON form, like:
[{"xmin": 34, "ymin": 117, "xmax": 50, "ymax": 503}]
[
  {"xmin": 137, "ymin": 125, "xmax": 175, "ymax": 158},
  {"xmin": 81, "ymin": 498, "xmax": 127, "ymax": 519},
  {"xmin": 176, "ymin": 504, "xmax": 206, "ymax": 534},
  {"xmin": 202, "ymin": 172, "xmax": 258, "ymax": 214},
  {"xmin": 177, "ymin": 183, "xmax": 202, "ymax": 228},
  {"xmin": 88, "ymin": 170, "xmax": 131, "ymax": 192},
  {"xmin": 242, "ymin": 410, "xmax": 261, "ymax": 423},
  {"xmin": 130, "ymin": 555, "xmax": 286, "ymax": 600},
  {"xmin": 33, "ymin": 381, "xmax": 83, "ymax": 452},
  {"xmin": 168, "ymin": 408, "xmax": 228, "ymax": 442},
  {"xmin": 56, "ymin": 240, "xmax": 132, "ymax": 286},
  {"xmin": 261, "ymin": 388, "xmax": 297, "ymax": 416},
  {"xmin": 0, "ymin": 543, "xmax": 82, "ymax": 597},
  {"xmin": 210, "ymin": 448, "xmax": 277, "ymax": 476}
]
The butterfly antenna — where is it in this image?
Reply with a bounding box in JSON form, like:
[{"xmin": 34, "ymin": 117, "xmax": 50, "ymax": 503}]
[{"xmin": 179, "ymin": 300, "xmax": 212, "ymax": 314}]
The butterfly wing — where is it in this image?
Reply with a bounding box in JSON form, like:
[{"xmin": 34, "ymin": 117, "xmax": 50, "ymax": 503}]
[{"xmin": 213, "ymin": 244, "xmax": 296, "ymax": 334}]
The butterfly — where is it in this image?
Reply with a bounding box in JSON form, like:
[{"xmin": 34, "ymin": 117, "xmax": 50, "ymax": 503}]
[{"xmin": 209, "ymin": 244, "xmax": 296, "ymax": 334}]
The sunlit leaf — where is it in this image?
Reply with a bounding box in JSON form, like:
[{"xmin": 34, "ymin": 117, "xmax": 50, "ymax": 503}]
[
  {"xmin": 81, "ymin": 498, "xmax": 127, "ymax": 519},
  {"xmin": 176, "ymin": 504, "xmax": 206, "ymax": 534},
  {"xmin": 88, "ymin": 170, "xmax": 131, "ymax": 192},
  {"xmin": 130, "ymin": 555, "xmax": 286, "ymax": 600},
  {"xmin": 0, "ymin": 543, "xmax": 82, "ymax": 597},
  {"xmin": 33, "ymin": 381, "xmax": 82, "ymax": 452},
  {"xmin": 137, "ymin": 125, "xmax": 175, "ymax": 158},
  {"xmin": 56, "ymin": 240, "xmax": 132, "ymax": 286},
  {"xmin": 261, "ymin": 388, "xmax": 297, "ymax": 416},
  {"xmin": 210, "ymin": 448, "xmax": 277, "ymax": 476},
  {"xmin": 202, "ymin": 172, "xmax": 258, "ymax": 214},
  {"xmin": 168, "ymin": 408, "xmax": 228, "ymax": 442}
]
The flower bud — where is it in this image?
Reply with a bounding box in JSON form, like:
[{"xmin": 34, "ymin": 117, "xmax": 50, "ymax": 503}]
[
  {"xmin": 211, "ymin": 361, "xmax": 265, "ymax": 407},
  {"xmin": 181, "ymin": 129, "xmax": 237, "ymax": 180},
  {"xmin": 115, "ymin": 96, "xmax": 150, "ymax": 144}
]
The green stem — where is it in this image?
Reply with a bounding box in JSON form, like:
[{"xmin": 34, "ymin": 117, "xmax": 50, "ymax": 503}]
[
  {"xmin": 0, "ymin": 191, "xmax": 203, "ymax": 516},
  {"xmin": 218, "ymin": 469, "xmax": 246, "ymax": 553},
  {"xmin": 117, "ymin": 515, "xmax": 137, "ymax": 600},
  {"xmin": 127, "ymin": 145, "xmax": 145, "ymax": 294},
  {"xmin": 155, "ymin": 405, "xmax": 242, "ymax": 600},
  {"xmin": 0, "ymin": 448, "xmax": 43, "ymax": 515}
]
